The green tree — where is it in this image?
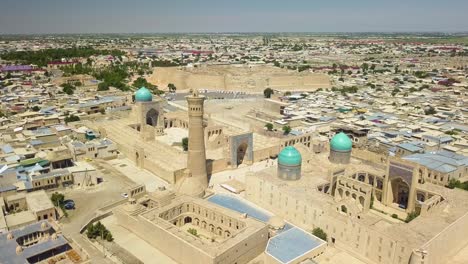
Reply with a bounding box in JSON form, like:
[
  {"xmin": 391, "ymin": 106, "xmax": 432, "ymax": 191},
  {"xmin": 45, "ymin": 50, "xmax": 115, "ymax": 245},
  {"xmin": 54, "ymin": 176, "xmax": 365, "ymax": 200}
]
[
  {"xmin": 86, "ymin": 221, "xmax": 113, "ymax": 241},
  {"xmin": 61, "ymin": 83, "xmax": 75, "ymax": 95},
  {"xmin": 263, "ymin": 88, "xmax": 274, "ymax": 98},
  {"xmin": 265, "ymin": 123, "xmax": 273, "ymax": 131},
  {"xmin": 64, "ymin": 114, "xmax": 80, "ymax": 123},
  {"xmin": 32, "ymin": 106, "xmax": 41, "ymax": 112},
  {"xmin": 312, "ymin": 227, "xmax": 327, "ymax": 241},
  {"xmin": 0, "ymin": 47, "xmax": 124, "ymax": 67},
  {"xmin": 168, "ymin": 83, "xmax": 177, "ymax": 93},
  {"xmin": 282, "ymin": 125, "xmax": 291, "ymax": 135},
  {"xmin": 97, "ymin": 82, "xmax": 110, "ymax": 91},
  {"xmin": 51, "ymin": 192, "xmax": 65, "ymax": 207},
  {"xmin": 424, "ymin": 106, "xmax": 437, "ymax": 115},
  {"xmin": 187, "ymin": 228, "xmax": 198, "ymax": 237},
  {"xmin": 284, "ymin": 91, "xmax": 291, "ymax": 96},
  {"xmin": 405, "ymin": 211, "xmax": 419, "ymax": 223},
  {"xmin": 182, "ymin": 137, "xmax": 189, "ymax": 151},
  {"xmin": 361, "ymin": 63, "xmax": 369, "ymax": 72}
]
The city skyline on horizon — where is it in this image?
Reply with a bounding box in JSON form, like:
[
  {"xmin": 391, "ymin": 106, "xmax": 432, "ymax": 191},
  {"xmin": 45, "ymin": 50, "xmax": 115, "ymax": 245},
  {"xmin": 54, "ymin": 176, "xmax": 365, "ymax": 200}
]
[{"xmin": 1, "ymin": 0, "xmax": 467, "ymax": 34}]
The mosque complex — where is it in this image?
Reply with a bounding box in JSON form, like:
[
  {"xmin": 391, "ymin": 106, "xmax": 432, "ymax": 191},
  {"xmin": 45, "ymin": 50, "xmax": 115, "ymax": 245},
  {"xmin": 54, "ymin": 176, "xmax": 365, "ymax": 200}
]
[{"xmin": 90, "ymin": 87, "xmax": 468, "ymax": 264}]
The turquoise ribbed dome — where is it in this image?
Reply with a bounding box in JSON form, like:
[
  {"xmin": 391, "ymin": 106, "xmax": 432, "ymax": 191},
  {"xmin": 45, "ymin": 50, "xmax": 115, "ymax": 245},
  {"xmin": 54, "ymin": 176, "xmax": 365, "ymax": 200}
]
[
  {"xmin": 135, "ymin": 86, "xmax": 153, "ymax": 102},
  {"xmin": 278, "ymin": 146, "xmax": 302, "ymax": 166},
  {"xmin": 330, "ymin": 132, "xmax": 352, "ymax": 151}
]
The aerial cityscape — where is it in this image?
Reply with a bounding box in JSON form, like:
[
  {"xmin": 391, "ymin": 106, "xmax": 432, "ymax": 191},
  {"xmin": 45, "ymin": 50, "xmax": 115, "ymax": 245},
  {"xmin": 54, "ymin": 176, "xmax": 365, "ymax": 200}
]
[{"xmin": 0, "ymin": 1, "xmax": 467, "ymax": 264}]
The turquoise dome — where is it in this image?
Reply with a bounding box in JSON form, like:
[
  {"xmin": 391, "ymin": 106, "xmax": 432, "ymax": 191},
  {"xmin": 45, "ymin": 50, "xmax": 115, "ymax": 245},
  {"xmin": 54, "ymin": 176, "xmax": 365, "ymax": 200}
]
[
  {"xmin": 278, "ymin": 146, "xmax": 302, "ymax": 166},
  {"xmin": 330, "ymin": 132, "xmax": 352, "ymax": 151},
  {"xmin": 135, "ymin": 86, "xmax": 153, "ymax": 102}
]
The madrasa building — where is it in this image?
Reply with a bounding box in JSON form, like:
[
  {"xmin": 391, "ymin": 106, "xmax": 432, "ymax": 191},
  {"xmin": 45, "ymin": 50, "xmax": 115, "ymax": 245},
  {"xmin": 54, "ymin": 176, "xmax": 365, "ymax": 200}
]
[{"xmin": 245, "ymin": 132, "xmax": 468, "ymax": 264}]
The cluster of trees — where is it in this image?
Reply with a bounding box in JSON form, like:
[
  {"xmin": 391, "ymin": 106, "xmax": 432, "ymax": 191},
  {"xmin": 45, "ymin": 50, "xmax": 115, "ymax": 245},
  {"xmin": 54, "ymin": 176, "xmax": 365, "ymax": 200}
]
[
  {"xmin": 86, "ymin": 221, "xmax": 114, "ymax": 242},
  {"xmin": 61, "ymin": 83, "xmax": 76, "ymax": 95},
  {"xmin": 152, "ymin": 59, "xmax": 184, "ymax": 67},
  {"xmin": 312, "ymin": 227, "xmax": 327, "ymax": 241},
  {"xmin": 31, "ymin": 106, "xmax": 41, "ymax": 112},
  {"xmin": 0, "ymin": 47, "xmax": 124, "ymax": 67},
  {"xmin": 64, "ymin": 114, "xmax": 80, "ymax": 123},
  {"xmin": 447, "ymin": 179, "xmax": 468, "ymax": 191},
  {"xmin": 414, "ymin": 71, "xmax": 428, "ymax": 78},
  {"xmin": 132, "ymin": 77, "xmax": 165, "ymax": 95},
  {"xmin": 331, "ymin": 86, "xmax": 359, "ymax": 95},
  {"xmin": 95, "ymin": 65, "xmax": 130, "ymax": 91}
]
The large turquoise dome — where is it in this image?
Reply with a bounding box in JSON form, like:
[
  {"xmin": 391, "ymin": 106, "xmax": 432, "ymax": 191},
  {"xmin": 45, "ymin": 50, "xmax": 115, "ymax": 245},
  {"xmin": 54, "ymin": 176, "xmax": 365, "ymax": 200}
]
[
  {"xmin": 135, "ymin": 86, "xmax": 153, "ymax": 102},
  {"xmin": 278, "ymin": 146, "xmax": 302, "ymax": 166},
  {"xmin": 330, "ymin": 132, "xmax": 352, "ymax": 151}
]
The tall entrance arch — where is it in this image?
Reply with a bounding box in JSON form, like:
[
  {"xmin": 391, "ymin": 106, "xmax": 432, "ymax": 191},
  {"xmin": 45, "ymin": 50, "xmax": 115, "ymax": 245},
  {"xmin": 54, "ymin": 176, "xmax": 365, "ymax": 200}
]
[
  {"xmin": 229, "ymin": 133, "xmax": 253, "ymax": 167},
  {"xmin": 391, "ymin": 178, "xmax": 410, "ymax": 208},
  {"xmin": 146, "ymin": 108, "xmax": 159, "ymax": 126}
]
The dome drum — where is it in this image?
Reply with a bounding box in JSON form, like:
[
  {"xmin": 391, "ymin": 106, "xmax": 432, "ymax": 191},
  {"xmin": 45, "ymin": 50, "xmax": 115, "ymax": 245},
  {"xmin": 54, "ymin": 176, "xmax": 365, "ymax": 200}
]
[
  {"xmin": 277, "ymin": 146, "xmax": 302, "ymax": 181},
  {"xmin": 329, "ymin": 132, "xmax": 352, "ymax": 164}
]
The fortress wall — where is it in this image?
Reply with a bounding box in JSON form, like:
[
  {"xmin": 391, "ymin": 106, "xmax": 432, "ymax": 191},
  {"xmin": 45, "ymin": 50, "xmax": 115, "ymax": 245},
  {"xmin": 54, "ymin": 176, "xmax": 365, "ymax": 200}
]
[{"xmin": 149, "ymin": 67, "xmax": 331, "ymax": 92}]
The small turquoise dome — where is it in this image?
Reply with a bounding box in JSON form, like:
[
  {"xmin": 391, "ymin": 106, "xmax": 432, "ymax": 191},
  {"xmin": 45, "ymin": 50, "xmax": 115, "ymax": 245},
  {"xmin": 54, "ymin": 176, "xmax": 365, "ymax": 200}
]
[
  {"xmin": 278, "ymin": 146, "xmax": 302, "ymax": 166},
  {"xmin": 135, "ymin": 86, "xmax": 153, "ymax": 102},
  {"xmin": 330, "ymin": 132, "xmax": 352, "ymax": 151}
]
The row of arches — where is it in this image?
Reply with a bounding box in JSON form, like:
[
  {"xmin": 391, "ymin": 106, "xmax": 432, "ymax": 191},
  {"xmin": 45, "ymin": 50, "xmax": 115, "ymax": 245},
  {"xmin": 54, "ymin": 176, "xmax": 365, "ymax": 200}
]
[
  {"xmin": 337, "ymin": 188, "xmax": 366, "ymax": 208},
  {"xmin": 179, "ymin": 216, "xmax": 232, "ymax": 238},
  {"xmin": 351, "ymin": 172, "xmax": 383, "ymax": 190}
]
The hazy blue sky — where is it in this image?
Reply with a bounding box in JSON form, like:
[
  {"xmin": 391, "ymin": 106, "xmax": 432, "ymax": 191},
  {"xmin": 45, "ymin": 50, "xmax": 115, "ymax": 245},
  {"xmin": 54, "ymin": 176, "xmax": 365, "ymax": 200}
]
[{"xmin": 0, "ymin": 0, "xmax": 467, "ymax": 34}]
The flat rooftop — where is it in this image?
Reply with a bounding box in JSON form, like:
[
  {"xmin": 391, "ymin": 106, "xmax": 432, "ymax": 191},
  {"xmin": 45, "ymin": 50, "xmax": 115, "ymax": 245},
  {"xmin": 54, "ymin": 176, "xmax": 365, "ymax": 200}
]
[
  {"xmin": 266, "ymin": 227, "xmax": 326, "ymax": 264},
  {"xmin": 25, "ymin": 190, "xmax": 54, "ymax": 212}
]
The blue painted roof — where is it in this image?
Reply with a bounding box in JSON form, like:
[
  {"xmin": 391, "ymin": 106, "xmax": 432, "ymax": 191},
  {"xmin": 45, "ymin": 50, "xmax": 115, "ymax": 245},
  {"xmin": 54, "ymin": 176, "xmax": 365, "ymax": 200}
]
[
  {"xmin": 207, "ymin": 194, "xmax": 293, "ymax": 233},
  {"xmin": 207, "ymin": 194, "xmax": 271, "ymax": 222},
  {"xmin": 266, "ymin": 227, "xmax": 325, "ymax": 263},
  {"xmin": 1, "ymin": 144, "xmax": 14, "ymax": 154},
  {"xmin": 403, "ymin": 151, "xmax": 468, "ymax": 173},
  {"xmin": 398, "ymin": 143, "xmax": 423, "ymax": 153}
]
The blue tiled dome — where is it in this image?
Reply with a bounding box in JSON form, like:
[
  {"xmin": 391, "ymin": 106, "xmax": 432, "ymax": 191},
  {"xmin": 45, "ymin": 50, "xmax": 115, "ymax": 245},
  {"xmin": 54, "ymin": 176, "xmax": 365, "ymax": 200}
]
[
  {"xmin": 278, "ymin": 146, "xmax": 302, "ymax": 166},
  {"xmin": 135, "ymin": 86, "xmax": 152, "ymax": 102},
  {"xmin": 330, "ymin": 132, "xmax": 352, "ymax": 151}
]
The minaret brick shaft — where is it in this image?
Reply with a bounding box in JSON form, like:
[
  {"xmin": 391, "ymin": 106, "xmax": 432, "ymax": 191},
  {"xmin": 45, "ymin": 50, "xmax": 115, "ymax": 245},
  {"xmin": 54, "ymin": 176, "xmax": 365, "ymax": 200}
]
[
  {"xmin": 186, "ymin": 92, "xmax": 208, "ymax": 185},
  {"xmin": 175, "ymin": 91, "xmax": 208, "ymax": 197}
]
